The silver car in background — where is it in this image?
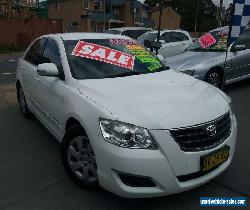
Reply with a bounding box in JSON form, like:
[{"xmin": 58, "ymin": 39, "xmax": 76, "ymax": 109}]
[{"xmin": 165, "ymin": 26, "xmax": 250, "ymax": 89}]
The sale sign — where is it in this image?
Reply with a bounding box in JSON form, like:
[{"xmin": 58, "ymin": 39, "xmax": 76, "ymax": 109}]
[
  {"xmin": 198, "ymin": 33, "xmax": 217, "ymax": 49},
  {"xmin": 72, "ymin": 41, "xmax": 135, "ymax": 70}
]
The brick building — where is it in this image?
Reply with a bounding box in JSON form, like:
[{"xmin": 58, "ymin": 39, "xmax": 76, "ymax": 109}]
[
  {"xmin": 48, "ymin": 0, "xmax": 154, "ymax": 32},
  {"xmin": 0, "ymin": 0, "xmax": 37, "ymax": 18},
  {"xmin": 151, "ymin": 6, "xmax": 181, "ymax": 30}
]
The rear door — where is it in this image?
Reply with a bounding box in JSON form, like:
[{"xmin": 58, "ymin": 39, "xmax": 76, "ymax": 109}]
[{"xmin": 226, "ymin": 30, "xmax": 250, "ymax": 80}]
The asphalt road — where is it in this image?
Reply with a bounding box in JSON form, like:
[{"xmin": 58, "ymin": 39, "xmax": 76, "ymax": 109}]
[{"xmin": 0, "ymin": 55, "xmax": 249, "ymax": 210}]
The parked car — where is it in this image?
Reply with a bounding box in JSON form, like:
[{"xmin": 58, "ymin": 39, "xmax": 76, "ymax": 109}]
[
  {"xmin": 105, "ymin": 27, "xmax": 151, "ymax": 39},
  {"xmin": 137, "ymin": 29, "xmax": 193, "ymax": 58},
  {"xmin": 16, "ymin": 33, "xmax": 236, "ymax": 198},
  {"xmin": 165, "ymin": 26, "xmax": 250, "ymax": 89}
]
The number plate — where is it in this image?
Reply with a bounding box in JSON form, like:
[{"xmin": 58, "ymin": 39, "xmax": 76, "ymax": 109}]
[{"xmin": 201, "ymin": 146, "xmax": 230, "ymax": 172}]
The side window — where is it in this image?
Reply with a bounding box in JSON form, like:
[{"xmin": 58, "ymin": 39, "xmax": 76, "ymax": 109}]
[
  {"xmin": 169, "ymin": 32, "xmax": 188, "ymax": 42},
  {"xmin": 43, "ymin": 39, "xmax": 63, "ymax": 71},
  {"xmin": 24, "ymin": 39, "xmax": 46, "ymax": 66},
  {"xmin": 160, "ymin": 32, "xmax": 171, "ymax": 43},
  {"xmin": 42, "ymin": 39, "xmax": 64, "ymax": 80},
  {"xmin": 234, "ymin": 30, "xmax": 250, "ymax": 49}
]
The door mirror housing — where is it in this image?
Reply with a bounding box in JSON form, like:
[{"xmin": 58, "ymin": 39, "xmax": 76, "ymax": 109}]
[
  {"xmin": 37, "ymin": 63, "xmax": 59, "ymax": 77},
  {"xmin": 231, "ymin": 44, "xmax": 246, "ymax": 52},
  {"xmin": 159, "ymin": 39, "xmax": 166, "ymax": 44}
]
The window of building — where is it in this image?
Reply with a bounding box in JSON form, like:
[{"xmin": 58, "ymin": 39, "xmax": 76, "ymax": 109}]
[
  {"xmin": 82, "ymin": 0, "xmax": 89, "ymax": 9},
  {"xmin": 71, "ymin": 21, "xmax": 79, "ymax": 27},
  {"xmin": 94, "ymin": 0, "xmax": 101, "ymax": 11},
  {"xmin": 55, "ymin": 2, "xmax": 60, "ymax": 10}
]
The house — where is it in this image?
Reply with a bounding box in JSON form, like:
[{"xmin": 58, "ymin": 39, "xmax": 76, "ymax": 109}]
[
  {"xmin": 0, "ymin": 0, "xmax": 37, "ymax": 18},
  {"xmin": 151, "ymin": 6, "xmax": 181, "ymax": 30},
  {"xmin": 48, "ymin": 0, "xmax": 154, "ymax": 32}
]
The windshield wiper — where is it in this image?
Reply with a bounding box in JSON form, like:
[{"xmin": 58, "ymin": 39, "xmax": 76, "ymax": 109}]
[{"xmin": 106, "ymin": 71, "xmax": 143, "ymax": 78}]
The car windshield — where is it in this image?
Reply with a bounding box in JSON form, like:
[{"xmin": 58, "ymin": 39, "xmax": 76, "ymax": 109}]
[
  {"xmin": 64, "ymin": 39, "xmax": 169, "ymax": 80},
  {"xmin": 187, "ymin": 30, "xmax": 228, "ymax": 52},
  {"xmin": 138, "ymin": 32, "xmax": 158, "ymax": 44}
]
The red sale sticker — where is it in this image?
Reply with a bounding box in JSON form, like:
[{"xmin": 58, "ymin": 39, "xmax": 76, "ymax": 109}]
[
  {"xmin": 72, "ymin": 41, "xmax": 135, "ymax": 70},
  {"xmin": 198, "ymin": 33, "xmax": 217, "ymax": 49}
]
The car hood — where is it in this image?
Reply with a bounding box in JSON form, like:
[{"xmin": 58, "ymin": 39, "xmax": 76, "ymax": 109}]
[
  {"xmin": 77, "ymin": 71, "xmax": 229, "ymax": 129},
  {"xmin": 165, "ymin": 50, "xmax": 225, "ymax": 71}
]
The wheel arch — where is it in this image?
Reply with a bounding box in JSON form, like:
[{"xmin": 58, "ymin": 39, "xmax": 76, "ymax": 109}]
[
  {"xmin": 16, "ymin": 80, "xmax": 21, "ymax": 102},
  {"xmin": 207, "ymin": 66, "xmax": 224, "ymax": 78},
  {"xmin": 65, "ymin": 117, "xmax": 87, "ymax": 137}
]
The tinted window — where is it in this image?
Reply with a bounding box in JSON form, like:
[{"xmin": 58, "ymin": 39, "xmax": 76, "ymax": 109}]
[
  {"xmin": 160, "ymin": 32, "xmax": 171, "ymax": 43},
  {"xmin": 138, "ymin": 32, "xmax": 158, "ymax": 44},
  {"xmin": 188, "ymin": 30, "xmax": 228, "ymax": 52},
  {"xmin": 43, "ymin": 39, "xmax": 63, "ymax": 71},
  {"xmin": 64, "ymin": 39, "xmax": 168, "ymax": 80},
  {"xmin": 169, "ymin": 32, "xmax": 189, "ymax": 42},
  {"xmin": 234, "ymin": 29, "xmax": 250, "ymax": 49},
  {"xmin": 121, "ymin": 30, "xmax": 150, "ymax": 39},
  {"xmin": 25, "ymin": 39, "xmax": 46, "ymax": 65}
]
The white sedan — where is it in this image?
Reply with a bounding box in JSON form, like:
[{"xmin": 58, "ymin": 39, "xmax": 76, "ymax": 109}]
[
  {"xmin": 138, "ymin": 29, "xmax": 193, "ymax": 58},
  {"xmin": 16, "ymin": 33, "xmax": 236, "ymax": 198}
]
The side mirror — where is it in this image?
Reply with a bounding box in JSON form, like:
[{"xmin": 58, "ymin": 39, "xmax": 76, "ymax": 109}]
[
  {"xmin": 37, "ymin": 63, "xmax": 59, "ymax": 77},
  {"xmin": 159, "ymin": 39, "xmax": 166, "ymax": 44},
  {"xmin": 231, "ymin": 44, "xmax": 246, "ymax": 52}
]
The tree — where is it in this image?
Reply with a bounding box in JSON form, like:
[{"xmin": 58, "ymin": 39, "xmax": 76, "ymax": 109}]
[{"xmin": 144, "ymin": 0, "xmax": 217, "ymax": 32}]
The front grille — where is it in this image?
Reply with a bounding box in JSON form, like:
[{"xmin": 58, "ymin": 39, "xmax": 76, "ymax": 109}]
[{"xmin": 170, "ymin": 112, "xmax": 231, "ymax": 152}]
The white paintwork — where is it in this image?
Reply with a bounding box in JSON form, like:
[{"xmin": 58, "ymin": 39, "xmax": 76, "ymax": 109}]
[
  {"xmin": 37, "ymin": 63, "xmax": 59, "ymax": 77},
  {"xmin": 16, "ymin": 33, "xmax": 237, "ymax": 198}
]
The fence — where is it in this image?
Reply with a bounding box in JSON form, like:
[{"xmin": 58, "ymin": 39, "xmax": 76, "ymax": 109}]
[{"xmin": 0, "ymin": 18, "xmax": 63, "ymax": 50}]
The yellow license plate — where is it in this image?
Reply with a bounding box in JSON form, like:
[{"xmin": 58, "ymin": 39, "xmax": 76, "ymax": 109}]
[{"xmin": 201, "ymin": 146, "xmax": 230, "ymax": 172}]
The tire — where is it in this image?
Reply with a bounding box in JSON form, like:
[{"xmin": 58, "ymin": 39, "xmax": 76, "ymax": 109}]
[
  {"xmin": 204, "ymin": 69, "xmax": 224, "ymax": 90},
  {"xmin": 61, "ymin": 124, "xmax": 98, "ymax": 189},
  {"xmin": 18, "ymin": 86, "xmax": 31, "ymax": 118}
]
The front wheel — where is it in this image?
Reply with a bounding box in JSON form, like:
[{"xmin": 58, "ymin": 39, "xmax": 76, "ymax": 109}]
[
  {"xmin": 204, "ymin": 70, "xmax": 224, "ymax": 90},
  {"xmin": 61, "ymin": 125, "xmax": 98, "ymax": 189}
]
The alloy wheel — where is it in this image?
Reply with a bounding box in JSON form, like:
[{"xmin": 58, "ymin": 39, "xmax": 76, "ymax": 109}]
[
  {"xmin": 206, "ymin": 72, "xmax": 222, "ymax": 88},
  {"xmin": 67, "ymin": 136, "xmax": 97, "ymax": 184}
]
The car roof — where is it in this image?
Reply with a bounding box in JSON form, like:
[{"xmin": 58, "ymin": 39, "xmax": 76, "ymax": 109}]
[
  {"xmin": 210, "ymin": 26, "xmax": 229, "ymax": 33},
  {"xmin": 108, "ymin": 27, "xmax": 151, "ymax": 32},
  {"xmin": 51, "ymin": 33, "xmax": 131, "ymax": 41},
  {"xmin": 144, "ymin": 29, "xmax": 188, "ymax": 34}
]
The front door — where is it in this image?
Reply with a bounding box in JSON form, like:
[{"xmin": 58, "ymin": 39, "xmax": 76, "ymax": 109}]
[
  {"xmin": 35, "ymin": 38, "xmax": 66, "ymax": 138},
  {"xmin": 226, "ymin": 29, "xmax": 250, "ymax": 81}
]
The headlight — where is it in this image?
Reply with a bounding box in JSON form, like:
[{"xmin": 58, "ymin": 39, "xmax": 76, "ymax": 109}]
[
  {"xmin": 99, "ymin": 118, "xmax": 157, "ymax": 150},
  {"xmin": 181, "ymin": 70, "xmax": 195, "ymax": 76}
]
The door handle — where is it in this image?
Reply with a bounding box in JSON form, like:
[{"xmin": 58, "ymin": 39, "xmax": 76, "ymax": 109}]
[{"xmin": 35, "ymin": 77, "xmax": 40, "ymax": 82}]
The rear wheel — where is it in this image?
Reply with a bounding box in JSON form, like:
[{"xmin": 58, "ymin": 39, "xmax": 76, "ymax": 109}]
[
  {"xmin": 61, "ymin": 124, "xmax": 98, "ymax": 189},
  {"xmin": 205, "ymin": 69, "xmax": 224, "ymax": 90}
]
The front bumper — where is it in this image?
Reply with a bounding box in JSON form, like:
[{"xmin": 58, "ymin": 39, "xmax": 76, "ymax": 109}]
[{"xmin": 94, "ymin": 114, "xmax": 237, "ymax": 198}]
